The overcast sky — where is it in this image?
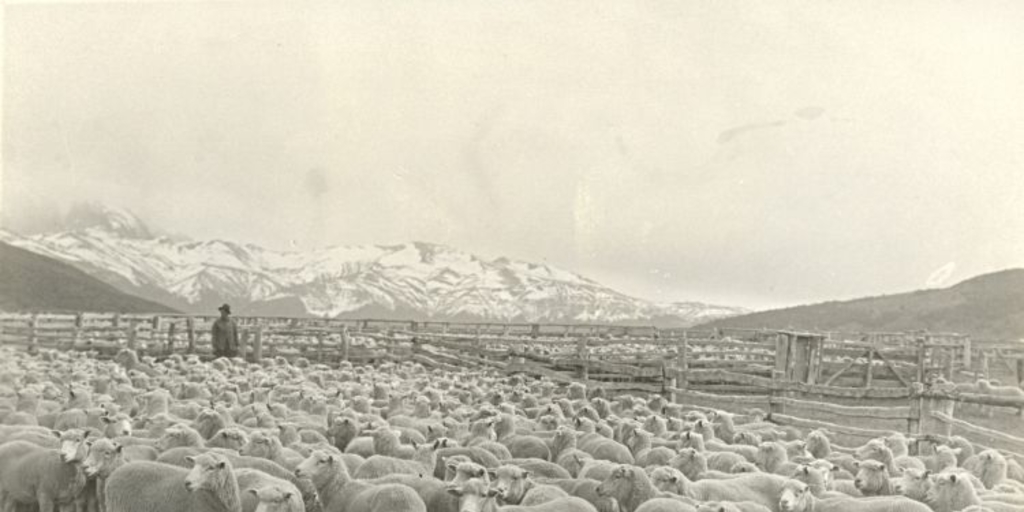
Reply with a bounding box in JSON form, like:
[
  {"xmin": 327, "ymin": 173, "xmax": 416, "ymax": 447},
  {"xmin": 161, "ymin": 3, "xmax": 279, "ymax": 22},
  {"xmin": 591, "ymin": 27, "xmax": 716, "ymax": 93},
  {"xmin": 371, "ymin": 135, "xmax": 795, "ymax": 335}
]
[{"xmin": 2, "ymin": 1, "xmax": 1023, "ymax": 310}]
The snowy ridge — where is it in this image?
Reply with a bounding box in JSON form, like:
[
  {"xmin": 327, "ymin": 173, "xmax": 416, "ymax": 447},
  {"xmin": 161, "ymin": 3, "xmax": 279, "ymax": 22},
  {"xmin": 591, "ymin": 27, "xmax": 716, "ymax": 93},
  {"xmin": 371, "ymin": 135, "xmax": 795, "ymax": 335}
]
[{"xmin": 0, "ymin": 208, "xmax": 748, "ymax": 325}]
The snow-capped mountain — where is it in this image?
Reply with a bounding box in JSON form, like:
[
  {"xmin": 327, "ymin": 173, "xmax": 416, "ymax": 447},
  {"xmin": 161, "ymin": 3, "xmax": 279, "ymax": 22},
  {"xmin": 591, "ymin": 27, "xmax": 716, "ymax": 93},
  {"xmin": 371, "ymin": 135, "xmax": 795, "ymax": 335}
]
[{"xmin": 0, "ymin": 204, "xmax": 747, "ymax": 325}]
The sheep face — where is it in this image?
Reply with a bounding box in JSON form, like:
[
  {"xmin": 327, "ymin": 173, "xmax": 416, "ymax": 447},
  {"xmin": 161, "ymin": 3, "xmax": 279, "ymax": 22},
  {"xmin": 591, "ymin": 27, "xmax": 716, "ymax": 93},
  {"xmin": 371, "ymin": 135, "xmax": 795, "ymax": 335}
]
[
  {"xmin": 489, "ymin": 465, "xmax": 531, "ymax": 505},
  {"xmin": 596, "ymin": 465, "xmax": 636, "ymax": 501},
  {"xmin": 249, "ymin": 486, "xmax": 301, "ymax": 512},
  {"xmin": 446, "ymin": 460, "xmax": 487, "ymax": 485},
  {"xmin": 184, "ymin": 454, "xmax": 230, "ymax": 492},
  {"xmin": 242, "ymin": 431, "xmax": 280, "ymax": 459},
  {"xmin": 295, "ymin": 451, "xmax": 339, "ymax": 486},
  {"xmin": 733, "ymin": 431, "xmax": 762, "ymax": 447},
  {"xmin": 101, "ymin": 414, "xmax": 132, "ymax": 437},
  {"xmin": 854, "ymin": 460, "xmax": 890, "ymax": 495},
  {"xmin": 446, "ymin": 478, "xmax": 495, "ymax": 512},
  {"xmin": 895, "ymin": 468, "xmax": 931, "ymax": 501},
  {"xmin": 884, "ymin": 433, "xmax": 909, "ymax": 457},
  {"xmin": 778, "ymin": 480, "xmax": 811, "ymax": 512},
  {"xmin": 211, "ymin": 428, "xmax": 249, "ymax": 450},
  {"xmin": 670, "ymin": 448, "xmax": 706, "ymax": 480},
  {"xmin": 58, "ymin": 429, "xmax": 90, "ymax": 463},
  {"xmin": 855, "ymin": 440, "xmax": 891, "ymax": 465},
  {"xmin": 792, "ymin": 465, "xmax": 829, "ymax": 493},
  {"xmin": 83, "ymin": 438, "xmax": 123, "ymax": 478},
  {"xmin": 649, "ymin": 466, "xmax": 687, "ymax": 494}
]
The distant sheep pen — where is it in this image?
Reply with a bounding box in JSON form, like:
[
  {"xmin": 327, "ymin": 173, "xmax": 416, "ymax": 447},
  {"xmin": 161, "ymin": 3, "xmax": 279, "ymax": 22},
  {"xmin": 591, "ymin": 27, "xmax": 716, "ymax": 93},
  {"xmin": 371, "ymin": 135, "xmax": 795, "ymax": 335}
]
[{"xmin": 2, "ymin": 311, "xmax": 1024, "ymax": 512}]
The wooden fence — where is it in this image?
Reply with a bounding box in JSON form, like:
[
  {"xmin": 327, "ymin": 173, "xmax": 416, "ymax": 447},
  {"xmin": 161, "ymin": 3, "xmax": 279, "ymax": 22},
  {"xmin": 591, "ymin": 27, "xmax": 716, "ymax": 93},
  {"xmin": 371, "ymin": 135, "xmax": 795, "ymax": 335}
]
[{"xmin": 2, "ymin": 311, "xmax": 1023, "ymax": 461}]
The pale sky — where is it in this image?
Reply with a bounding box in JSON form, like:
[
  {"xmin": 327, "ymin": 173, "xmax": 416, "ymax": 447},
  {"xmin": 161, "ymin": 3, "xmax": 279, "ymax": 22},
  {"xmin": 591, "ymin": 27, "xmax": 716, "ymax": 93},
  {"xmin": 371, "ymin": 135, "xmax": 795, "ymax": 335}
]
[{"xmin": 3, "ymin": 0, "xmax": 1023, "ymax": 310}]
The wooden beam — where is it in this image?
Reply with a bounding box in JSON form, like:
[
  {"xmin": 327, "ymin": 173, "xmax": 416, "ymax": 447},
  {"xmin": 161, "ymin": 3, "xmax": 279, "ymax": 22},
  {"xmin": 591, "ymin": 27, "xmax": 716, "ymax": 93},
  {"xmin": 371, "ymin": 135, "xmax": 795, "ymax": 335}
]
[
  {"xmin": 823, "ymin": 353, "xmax": 864, "ymax": 386},
  {"xmin": 874, "ymin": 350, "xmax": 912, "ymax": 388},
  {"xmin": 770, "ymin": 413, "xmax": 896, "ymax": 439}
]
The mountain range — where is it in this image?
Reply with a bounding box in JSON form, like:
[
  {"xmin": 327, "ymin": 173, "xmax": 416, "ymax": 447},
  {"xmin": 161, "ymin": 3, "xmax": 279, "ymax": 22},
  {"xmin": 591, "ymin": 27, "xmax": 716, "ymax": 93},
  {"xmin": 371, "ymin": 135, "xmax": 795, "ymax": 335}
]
[
  {"xmin": 697, "ymin": 268, "xmax": 1024, "ymax": 341},
  {"xmin": 0, "ymin": 240, "xmax": 178, "ymax": 314},
  {"xmin": 0, "ymin": 204, "xmax": 746, "ymax": 325}
]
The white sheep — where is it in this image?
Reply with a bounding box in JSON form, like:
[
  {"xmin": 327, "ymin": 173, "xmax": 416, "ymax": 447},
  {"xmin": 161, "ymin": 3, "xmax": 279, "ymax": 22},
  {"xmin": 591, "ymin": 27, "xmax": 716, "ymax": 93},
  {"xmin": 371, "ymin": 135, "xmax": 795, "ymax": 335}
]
[
  {"xmin": 447, "ymin": 477, "xmax": 598, "ymax": 512},
  {"xmin": 294, "ymin": 449, "xmax": 427, "ymax": 512},
  {"xmin": 104, "ymin": 453, "xmax": 241, "ymax": 512},
  {"xmin": 0, "ymin": 430, "xmax": 90, "ymax": 512},
  {"xmin": 777, "ymin": 479, "xmax": 931, "ymax": 512}
]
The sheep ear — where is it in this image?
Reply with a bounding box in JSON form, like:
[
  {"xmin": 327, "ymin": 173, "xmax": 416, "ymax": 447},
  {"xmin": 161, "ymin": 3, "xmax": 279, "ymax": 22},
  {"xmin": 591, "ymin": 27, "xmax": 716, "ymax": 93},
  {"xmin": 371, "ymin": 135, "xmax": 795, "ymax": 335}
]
[
  {"xmin": 101, "ymin": 416, "xmax": 114, "ymax": 424},
  {"xmin": 283, "ymin": 492, "xmax": 292, "ymax": 500},
  {"xmin": 486, "ymin": 469, "xmax": 497, "ymax": 480},
  {"xmin": 51, "ymin": 429, "xmax": 62, "ymax": 438},
  {"xmin": 949, "ymin": 473, "xmax": 957, "ymax": 483},
  {"xmin": 247, "ymin": 489, "xmax": 258, "ymax": 496},
  {"xmin": 114, "ymin": 443, "xmax": 123, "ymax": 453},
  {"xmin": 445, "ymin": 487, "xmax": 462, "ymax": 497},
  {"xmin": 184, "ymin": 456, "xmax": 195, "ymax": 464}
]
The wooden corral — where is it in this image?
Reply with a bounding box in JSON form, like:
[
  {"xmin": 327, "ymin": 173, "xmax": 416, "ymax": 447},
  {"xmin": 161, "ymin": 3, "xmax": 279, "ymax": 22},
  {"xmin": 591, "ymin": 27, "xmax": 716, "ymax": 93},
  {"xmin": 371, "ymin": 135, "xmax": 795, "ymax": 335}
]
[{"xmin": 2, "ymin": 311, "xmax": 1023, "ymax": 462}]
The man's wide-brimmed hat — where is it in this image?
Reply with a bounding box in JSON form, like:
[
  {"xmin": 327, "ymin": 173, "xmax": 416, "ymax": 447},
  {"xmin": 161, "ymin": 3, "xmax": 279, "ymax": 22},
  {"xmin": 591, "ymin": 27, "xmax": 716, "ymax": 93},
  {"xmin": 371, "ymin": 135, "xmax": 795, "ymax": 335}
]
[{"xmin": 218, "ymin": 304, "xmax": 231, "ymax": 313}]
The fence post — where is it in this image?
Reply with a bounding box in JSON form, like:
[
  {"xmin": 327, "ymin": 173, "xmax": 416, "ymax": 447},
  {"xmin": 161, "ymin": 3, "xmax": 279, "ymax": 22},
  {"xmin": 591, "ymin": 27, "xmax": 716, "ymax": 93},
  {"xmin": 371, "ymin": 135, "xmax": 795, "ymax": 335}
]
[
  {"xmin": 186, "ymin": 317, "xmax": 196, "ymax": 354},
  {"xmin": 769, "ymin": 370, "xmax": 785, "ymax": 418},
  {"xmin": 962, "ymin": 336, "xmax": 972, "ymax": 371},
  {"xmin": 238, "ymin": 328, "xmax": 250, "ymax": 361},
  {"xmin": 673, "ymin": 333, "xmax": 690, "ymax": 403},
  {"xmin": 252, "ymin": 327, "xmax": 264, "ymax": 363},
  {"xmin": 919, "ymin": 391, "xmax": 954, "ymax": 438},
  {"xmin": 576, "ymin": 337, "xmax": 590, "ymax": 381},
  {"xmin": 864, "ymin": 347, "xmax": 875, "ymax": 388},
  {"xmin": 980, "ymin": 351, "xmax": 989, "ymax": 379},
  {"xmin": 908, "ymin": 391, "xmax": 921, "ymax": 436},
  {"xmin": 915, "ymin": 337, "xmax": 926, "ymax": 384},
  {"xmin": 126, "ymin": 319, "xmax": 139, "ymax": 352},
  {"xmin": 1018, "ymin": 358, "xmax": 1024, "ymax": 387},
  {"xmin": 73, "ymin": 312, "xmax": 84, "ymax": 349},
  {"xmin": 28, "ymin": 313, "xmax": 39, "ymax": 354},
  {"xmin": 166, "ymin": 321, "xmax": 177, "ymax": 356},
  {"xmin": 341, "ymin": 326, "xmax": 350, "ymax": 362},
  {"xmin": 317, "ymin": 333, "xmax": 326, "ymax": 364}
]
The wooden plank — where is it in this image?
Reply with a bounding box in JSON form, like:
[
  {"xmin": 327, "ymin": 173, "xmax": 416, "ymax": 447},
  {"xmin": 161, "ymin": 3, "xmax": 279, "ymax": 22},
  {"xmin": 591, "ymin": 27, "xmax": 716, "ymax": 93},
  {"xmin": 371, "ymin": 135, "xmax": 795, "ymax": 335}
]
[
  {"xmin": 670, "ymin": 387, "xmax": 769, "ymax": 407},
  {"xmin": 823, "ymin": 353, "xmax": 863, "ymax": 386},
  {"xmin": 770, "ymin": 413, "xmax": 895, "ymax": 439},
  {"xmin": 874, "ymin": 349, "xmax": 912, "ymax": 388},
  {"xmin": 770, "ymin": 397, "xmax": 910, "ymax": 420},
  {"xmin": 930, "ymin": 411, "xmax": 1024, "ymax": 453}
]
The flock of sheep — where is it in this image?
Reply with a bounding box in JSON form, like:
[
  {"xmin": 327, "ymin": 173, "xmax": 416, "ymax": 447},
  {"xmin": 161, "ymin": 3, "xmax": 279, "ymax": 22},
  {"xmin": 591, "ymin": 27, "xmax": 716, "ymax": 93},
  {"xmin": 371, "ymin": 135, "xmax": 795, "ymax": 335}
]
[{"xmin": 1, "ymin": 345, "xmax": 1023, "ymax": 512}]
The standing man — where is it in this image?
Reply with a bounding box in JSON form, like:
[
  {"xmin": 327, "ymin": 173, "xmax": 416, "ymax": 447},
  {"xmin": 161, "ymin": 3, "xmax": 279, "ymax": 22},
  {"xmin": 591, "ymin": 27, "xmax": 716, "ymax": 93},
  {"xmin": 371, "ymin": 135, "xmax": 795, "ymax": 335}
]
[{"xmin": 211, "ymin": 303, "xmax": 239, "ymax": 359}]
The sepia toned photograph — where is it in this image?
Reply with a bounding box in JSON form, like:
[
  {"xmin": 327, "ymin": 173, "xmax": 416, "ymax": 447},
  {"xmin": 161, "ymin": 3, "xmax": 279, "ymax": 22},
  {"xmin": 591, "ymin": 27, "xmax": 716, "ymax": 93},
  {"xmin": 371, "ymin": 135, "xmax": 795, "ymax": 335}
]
[{"xmin": 1, "ymin": 2, "xmax": 1023, "ymax": 512}]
